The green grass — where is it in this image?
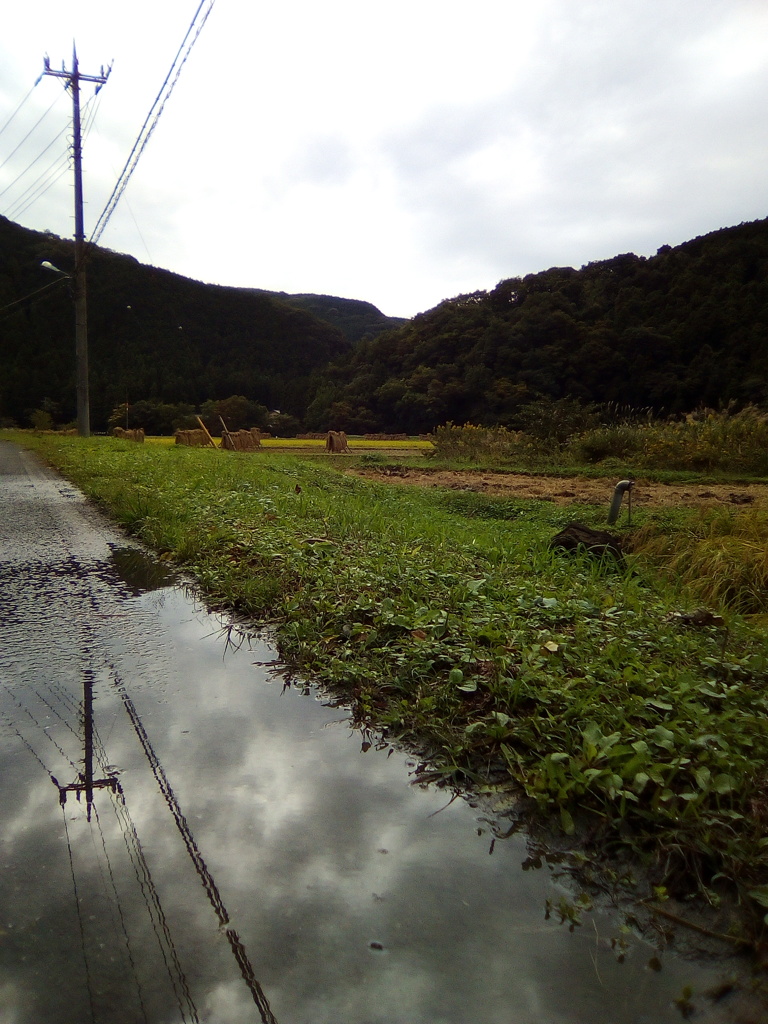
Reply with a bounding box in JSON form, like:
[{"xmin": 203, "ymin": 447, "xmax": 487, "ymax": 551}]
[{"xmin": 11, "ymin": 432, "xmax": 768, "ymax": 944}]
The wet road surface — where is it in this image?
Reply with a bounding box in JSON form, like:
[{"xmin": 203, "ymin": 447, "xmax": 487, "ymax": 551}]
[{"xmin": 0, "ymin": 440, "xmax": 754, "ymax": 1023}]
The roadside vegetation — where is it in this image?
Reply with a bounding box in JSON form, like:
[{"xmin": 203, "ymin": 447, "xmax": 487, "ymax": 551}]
[
  {"xmin": 10, "ymin": 430, "xmax": 768, "ymax": 950},
  {"xmin": 428, "ymin": 404, "xmax": 768, "ymax": 477}
]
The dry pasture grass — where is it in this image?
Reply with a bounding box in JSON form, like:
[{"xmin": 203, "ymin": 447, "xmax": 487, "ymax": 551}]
[{"xmin": 351, "ymin": 467, "xmax": 768, "ymax": 511}]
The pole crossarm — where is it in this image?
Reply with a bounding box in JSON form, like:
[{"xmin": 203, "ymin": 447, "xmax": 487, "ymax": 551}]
[
  {"xmin": 43, "ymin": 56, "xmax": 111, "ymax": 89},
  {"xmin": 53, "ymin": 775, "xmax": 120, "ymax": 815}
]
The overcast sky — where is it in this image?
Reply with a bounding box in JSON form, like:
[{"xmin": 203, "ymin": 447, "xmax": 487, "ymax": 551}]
[{"xmin": 1, "ymin": 0, "xmax": 767, "ymax": 318}]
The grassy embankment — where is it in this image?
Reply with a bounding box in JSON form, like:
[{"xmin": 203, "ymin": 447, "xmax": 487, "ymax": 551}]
[{"xmin": 11, "ymin": 432, "xmax": 768, "ymax": 944}]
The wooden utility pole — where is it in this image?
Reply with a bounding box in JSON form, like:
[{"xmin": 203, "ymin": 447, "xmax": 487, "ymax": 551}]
[{"xmin": 43, "ymin": 45, "xmax": 110, "ymax": 437}]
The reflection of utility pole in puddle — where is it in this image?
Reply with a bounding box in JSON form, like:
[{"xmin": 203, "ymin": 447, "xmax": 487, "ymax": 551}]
[
  {"xmin": 112, "ymin": 669, "xmax": 279, "ymax": 1024},
  {"xmin": 15, "ymin": 659, "xmax": 279, "ymax": 1023},
  {"xmin": 52, "ymin": 668, "xmax": 119, "ymax": 820},
  {"xmin": 44, "ymin": 667, "xmax": 199, "ymax": 1023}
]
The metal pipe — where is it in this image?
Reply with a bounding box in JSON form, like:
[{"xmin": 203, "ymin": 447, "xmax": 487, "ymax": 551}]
[{"xmin": 607, "ymin": 479, "xmax": 634, "ymax": 525}]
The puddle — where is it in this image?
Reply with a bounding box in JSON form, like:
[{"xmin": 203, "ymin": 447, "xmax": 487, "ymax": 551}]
[
  {"xmin": 109, "ymin": 544, "xmax": 179, "ymax": 595},
  {"xmin": 0, "ymin": 443, "xmax": 760, "ymax": 1023},
  {"xmin": 2, "ymin": 583, "xmax": 755, "ymax": 1024}
]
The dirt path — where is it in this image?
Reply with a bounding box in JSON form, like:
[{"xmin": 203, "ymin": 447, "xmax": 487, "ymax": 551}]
[{"xmin": 352, "ymin": 466, "xmax": 768, "ymax": 511}]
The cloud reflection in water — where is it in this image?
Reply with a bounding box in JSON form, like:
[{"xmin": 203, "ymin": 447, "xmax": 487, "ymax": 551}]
[{"xmin": 0, "ymin": 463, "xmax": 732, "ymax": 1023}]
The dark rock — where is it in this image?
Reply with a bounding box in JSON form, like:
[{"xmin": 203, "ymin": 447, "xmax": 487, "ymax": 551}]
[
  {"xmin": 550, "ymin": 523, "xmax": 624, "ymax": 561},
  {"xmin": 667, "ymin": 608, "xmax": 726, "ymax": 628}
]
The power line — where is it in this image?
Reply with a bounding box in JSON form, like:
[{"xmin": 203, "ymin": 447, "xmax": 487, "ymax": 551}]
[
  {"xmin": 90, "ymin": 0, "xmax": 216, "ymax": 244},
  {"xmin": 0, "ymin": 276, "xmax": 69, "ymax": 319},
  {"xmin": 87, "ymin": 710, "xmax": 197, "ymax": 1022},
  {"xmin": 4, "ymin": 162, "xmax": 70, "ymax": 221},
  {"xmin": 0, "ymin": 86, "xmax": 66, "ymax": 174},
  {"xmin": 3, "ymin": 152, "xmax": 70, "ymax": 220},
  {"xmin": 0, "ymin": 122, "xmax": 70, "ymax": 203},
  {"xmin": 62, "ymin": 807, "xmax": 98, "ymax": 1024},
  {"xmin": 1, "ymin": 681, "xmax": 80, "ymax": 775},
  {"xmin": 0, "ymin": 91, "xmax": 100, "ymax": 223},
  {"xmin": 1, "ymin": 582, "xmax": 199, "ymax": 1020},
  {"xmin": 110, "ymin": 785, "xmax": 199, "ymax": 1023},
  {"xmin": 0, "ymin": 80, "xmax": 40, "ymax": 141},
  {"xmin": 90, "ymin": 804, "xmax": 152, "ymax": 1024}
]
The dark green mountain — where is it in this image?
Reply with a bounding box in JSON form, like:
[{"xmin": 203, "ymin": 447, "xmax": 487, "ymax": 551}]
[
  {"xmin": 0, "ymin": 216, "xmax": 351, "ymax": 429},
  {"xmin": 251, "ymin": 291, "xmax": 406, "ymax": 343},
  {"xmin": 306, "ymin": 218, "xmax": 768, "ymax": 433}
]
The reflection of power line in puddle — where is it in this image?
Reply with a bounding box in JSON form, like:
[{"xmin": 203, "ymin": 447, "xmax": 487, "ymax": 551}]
[
  {"xmin": 112, "ymin": 667, "xmax": 279, "ymax": 1024},
  {"xmin": 104, "ymin": 786, "xmax": 198, "ymax": 1021},
  {"xmin": 79, "ymin": 679, "xmax": 198, "ymax": 1023}
]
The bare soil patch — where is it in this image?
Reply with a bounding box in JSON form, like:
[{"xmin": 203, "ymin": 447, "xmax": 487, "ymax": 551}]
[{"xmin": 352, "ymin": 466, "xmax": 768, "ymax": 510}]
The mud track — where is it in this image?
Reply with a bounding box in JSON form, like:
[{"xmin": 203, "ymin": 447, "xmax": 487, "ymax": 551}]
[{"xmin": 353, "ymin": 467, "xmax": 768, "ymax": 511}]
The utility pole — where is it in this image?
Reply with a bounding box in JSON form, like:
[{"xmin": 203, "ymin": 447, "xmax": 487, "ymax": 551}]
[{"xmin": 43, "ymin": 45, "xmax": 110, "ymax": 437}]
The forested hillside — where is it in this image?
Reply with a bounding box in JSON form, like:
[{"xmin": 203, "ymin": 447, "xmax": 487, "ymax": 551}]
[
  {"xmin": 2, "ymin": 215, "xmax": 768, "ymax": 433},
  {"xmin": 0, "ymin": 217, "xmax": 350, "ymax": 429},
  {"xmin": 252, "ymin": 290, "xmax": 406, "ymax": 343},
  {"xmin": 306, "ymin": 219, "xmax": 768, "ymax": 433}
]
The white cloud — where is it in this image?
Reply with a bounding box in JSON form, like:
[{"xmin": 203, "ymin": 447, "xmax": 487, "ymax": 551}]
[{"xmin": 1, "ymin": 0, "xmax": 767, "ymax": 316}]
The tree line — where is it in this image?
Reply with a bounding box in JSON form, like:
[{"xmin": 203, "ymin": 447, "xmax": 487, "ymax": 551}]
[
  {"xmin": 0, "ymin": 216, "xmax": 351, "ymax": 430},
  {"xmin": 2, "ymin": 214, "xmax": 767, "ymax": 433},
  {"xmin": 305, "ymin": 219, "xmax": 768, "ymax": 433}
]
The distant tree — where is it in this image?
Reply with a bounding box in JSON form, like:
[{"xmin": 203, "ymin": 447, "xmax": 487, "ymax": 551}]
[
  {"xmin": 514, "ymin": 396, "xmax": 600, "ymax": 445},
  {"xmin": 200, "ymin": 396, "xmax": 269, "ymax": 434},
  {"xmin": 107, "ymin": 403, "xmax": 130, "ymax": 432},
  {"xmin": 29, "ymin": 408, "xmax": 53, "ymax": 431},
  {"xmin": 116, "ymin": 400, "xmax": 196, "ymax": 435},
  {"xmin": 266, "ymin": 411, "xmax": 301, "ymax": 437},
  {"xmin": 323, "ymin": 400, "xmax": 379, "ymax": 434},
  {"xmin": 303, "ymin": 383, "xmax": 341, "ymax": 431}
]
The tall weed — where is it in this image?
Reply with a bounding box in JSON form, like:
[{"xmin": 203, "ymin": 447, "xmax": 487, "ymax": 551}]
[
  {"xmin": 427, "ymin": 422, "xmax": 523, "ymax": 463},
  {"xmin": 427, "ymin": 422, "xmax": 560, "ymax": 467},
  {"xmin": 429, "ymin": 407, "xmax": 768, "ymax": 476},
  {"xmin": 572, "ymin": 406, "xmax": 768, "ymax": 474},
  {"xmin": 631, "ymin": 507, "xmax": 768, "ymax": 613}
]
